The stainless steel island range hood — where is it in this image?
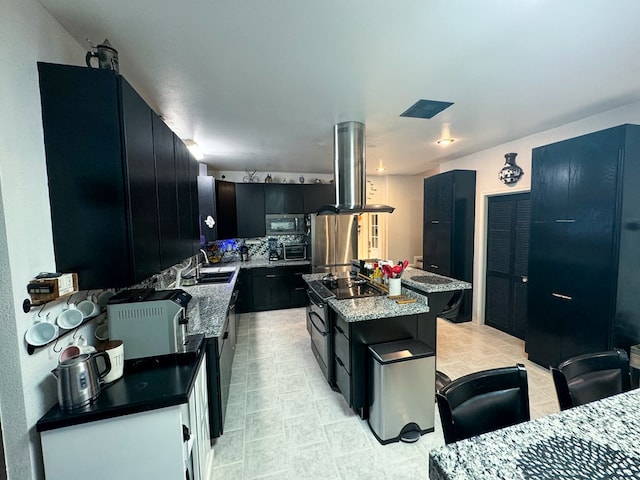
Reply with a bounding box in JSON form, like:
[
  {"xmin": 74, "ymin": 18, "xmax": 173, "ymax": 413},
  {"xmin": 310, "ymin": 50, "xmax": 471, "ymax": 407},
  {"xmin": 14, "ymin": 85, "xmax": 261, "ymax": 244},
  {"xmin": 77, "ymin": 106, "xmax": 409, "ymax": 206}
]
[{"xmin": 317, "ymin": 121, "xmax": 394, "ymax": 215}]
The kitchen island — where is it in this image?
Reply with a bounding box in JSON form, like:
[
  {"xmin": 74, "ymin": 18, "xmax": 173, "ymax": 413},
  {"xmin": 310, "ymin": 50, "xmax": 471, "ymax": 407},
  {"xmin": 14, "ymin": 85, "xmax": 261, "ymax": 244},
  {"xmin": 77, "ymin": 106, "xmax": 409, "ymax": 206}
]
[
  {"xmin": 303, "ymin": 269, "xmax": 469, "ymax": 425},
  {"xmin": 429, "ymin": 388, "xmax": 640, "ymax": 480}
]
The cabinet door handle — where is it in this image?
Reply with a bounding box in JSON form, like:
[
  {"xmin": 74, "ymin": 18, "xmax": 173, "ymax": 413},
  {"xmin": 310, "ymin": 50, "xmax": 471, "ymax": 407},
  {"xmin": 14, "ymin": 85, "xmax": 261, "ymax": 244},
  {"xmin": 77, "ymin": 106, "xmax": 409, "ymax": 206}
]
[
  {"xmin": 552, "ymin": 292, "xmax": 573, "ymax": 300},
  {"xmin": 335, "ymin": 324, "xmax": 345, "ymax": 335},
  {"xmin": 430, "ymin": 264, "xmax": 439, "ymax": 269},
  {"xmin": 521, "ymin": 276, "xmax": 528, "ymax": 283},
  {"xmin": 431, "ymin": 220, "xmax": 440, "ymax": 224},
  {"xmin": 555, "ymin": 219, "xmax": 576, "ymax": 223},
  {"xmin": 336, "ymin": 356, "xmax": 345, "ymax": 367},
  {"xmin": 295, "ymin": 287, "xmax": 304, "ymax": 291},
  {"xmin": 266, "ymin": 274, "xmax": 276, "ymax": 278}
]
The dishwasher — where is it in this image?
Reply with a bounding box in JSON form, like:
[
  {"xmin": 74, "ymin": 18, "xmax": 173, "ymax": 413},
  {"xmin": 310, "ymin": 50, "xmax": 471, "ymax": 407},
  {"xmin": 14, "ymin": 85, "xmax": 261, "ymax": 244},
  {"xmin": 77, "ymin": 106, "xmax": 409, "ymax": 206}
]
[{"xmin": 206, "ymin": 289, "xmax": 238, "ymax": 437}]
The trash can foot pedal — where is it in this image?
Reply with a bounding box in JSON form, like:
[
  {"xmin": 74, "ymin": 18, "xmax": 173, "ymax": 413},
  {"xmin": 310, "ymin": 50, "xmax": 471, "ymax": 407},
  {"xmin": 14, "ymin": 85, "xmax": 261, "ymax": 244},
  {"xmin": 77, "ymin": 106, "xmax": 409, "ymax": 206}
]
[{"xmin": 400, "ymin": 430, "xmax": 420, "ymax": 443}]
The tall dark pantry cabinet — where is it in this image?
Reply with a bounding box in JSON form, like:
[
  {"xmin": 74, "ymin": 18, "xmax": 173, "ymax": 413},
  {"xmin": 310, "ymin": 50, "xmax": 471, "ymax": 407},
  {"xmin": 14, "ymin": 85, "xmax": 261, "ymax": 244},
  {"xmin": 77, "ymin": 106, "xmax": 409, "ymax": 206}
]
[
  {"xmin": 423, "ymin": 170, "xmax": 476, "ymax": 323},
  {"xmin": 526, "ymin": 124, "xmax": 640, "ymax": 368}
]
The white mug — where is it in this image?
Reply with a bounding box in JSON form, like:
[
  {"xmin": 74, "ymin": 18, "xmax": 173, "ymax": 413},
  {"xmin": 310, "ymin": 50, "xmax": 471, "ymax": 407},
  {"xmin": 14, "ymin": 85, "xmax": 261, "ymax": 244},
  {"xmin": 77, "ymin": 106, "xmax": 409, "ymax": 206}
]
[
  {"xmin": 98, "ymin": 340, "xmax": 124, "ymax": 384},
  {"xmin": 77, "ymin": 299, "xmax": 100, "ymax": 318}
]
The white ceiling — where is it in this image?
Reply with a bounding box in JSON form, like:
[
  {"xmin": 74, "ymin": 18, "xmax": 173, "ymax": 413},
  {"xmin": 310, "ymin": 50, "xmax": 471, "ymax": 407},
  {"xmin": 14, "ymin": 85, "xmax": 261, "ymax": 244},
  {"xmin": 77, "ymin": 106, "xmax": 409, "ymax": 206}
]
[{"xmin": 37, "ymin": 0, "xmax": 640, "ymax": 176}]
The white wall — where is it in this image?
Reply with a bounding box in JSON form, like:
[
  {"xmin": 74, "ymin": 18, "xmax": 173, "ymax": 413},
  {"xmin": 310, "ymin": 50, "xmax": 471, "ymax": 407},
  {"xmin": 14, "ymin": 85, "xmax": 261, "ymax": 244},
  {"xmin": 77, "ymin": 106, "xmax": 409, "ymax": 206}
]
[
  {"xmin": 386, "ymin": 176, "xmax": 423, "ymax": 264},
  {"xmin": 0, "ymin": 2, "xmax": 109, "ymax": 478},
  {"xmin": 209, "ymin": 169, "xmax": 334, "ymax": 184},
  {"xmin": 440, "ymin": 101, "xmax": 640, "ymax": 325}
]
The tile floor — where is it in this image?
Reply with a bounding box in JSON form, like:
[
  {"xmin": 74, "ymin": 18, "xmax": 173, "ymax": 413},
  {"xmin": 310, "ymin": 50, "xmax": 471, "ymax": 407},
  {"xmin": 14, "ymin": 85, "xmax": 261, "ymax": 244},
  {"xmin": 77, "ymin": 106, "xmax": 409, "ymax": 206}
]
[{"xmin": 209, "ymin": 308, "xmax": 560, "ymax": 479}]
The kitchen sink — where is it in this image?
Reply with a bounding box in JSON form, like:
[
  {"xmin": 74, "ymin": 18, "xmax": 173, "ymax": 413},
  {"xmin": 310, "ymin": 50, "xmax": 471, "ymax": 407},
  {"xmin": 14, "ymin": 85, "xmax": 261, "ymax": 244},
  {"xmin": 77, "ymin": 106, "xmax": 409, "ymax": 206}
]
[{"xmin": 196, "ymin": 266, "xmax": 235, "ymax": 284}]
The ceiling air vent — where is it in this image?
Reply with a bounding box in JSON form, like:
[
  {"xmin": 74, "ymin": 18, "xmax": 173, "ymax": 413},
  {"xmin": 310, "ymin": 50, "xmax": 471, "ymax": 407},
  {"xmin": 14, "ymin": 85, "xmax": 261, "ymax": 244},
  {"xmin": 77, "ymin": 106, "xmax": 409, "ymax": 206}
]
[{"xmin": 400, "ymin": 99, "xmax": 454, "ymax": 119}]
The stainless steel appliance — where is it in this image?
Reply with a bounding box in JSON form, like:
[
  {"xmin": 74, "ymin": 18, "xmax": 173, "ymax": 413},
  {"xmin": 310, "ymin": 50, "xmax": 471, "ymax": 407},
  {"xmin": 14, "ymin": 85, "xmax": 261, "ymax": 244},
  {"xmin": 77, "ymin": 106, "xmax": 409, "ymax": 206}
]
[
  {"xmin": 309, "ymin": 213, "xmax": 358, "ymax": 273},
  {"xmin": 306, "ymin": 276, "xmax": 385, "ymax": 381},
  {"xmin": 51, "ymin": 352, "xmax": 112, "ymax": 410},
  {"xmin": 107, "ymin": 288, "xmax": 202, "ymax": 361},
  {"xmin": 317, "ymin": 121, "xmax": 394, "ymax": 215},
  {"xmin": 265, "ymin": 214, "xmax": 305, "ymax": 236},
  {"xmin": 282, "ymin": 242, "xmax": 307, "ymax": 261}
]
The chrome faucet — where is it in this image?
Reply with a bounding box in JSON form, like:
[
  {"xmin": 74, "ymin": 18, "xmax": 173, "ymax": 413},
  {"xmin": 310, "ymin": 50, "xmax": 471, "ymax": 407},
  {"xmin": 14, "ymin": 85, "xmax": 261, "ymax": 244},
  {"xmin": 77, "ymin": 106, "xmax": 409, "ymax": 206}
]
[{"xmin": 200, "ymin": 249, "xmax": 211, "ymax": 265}]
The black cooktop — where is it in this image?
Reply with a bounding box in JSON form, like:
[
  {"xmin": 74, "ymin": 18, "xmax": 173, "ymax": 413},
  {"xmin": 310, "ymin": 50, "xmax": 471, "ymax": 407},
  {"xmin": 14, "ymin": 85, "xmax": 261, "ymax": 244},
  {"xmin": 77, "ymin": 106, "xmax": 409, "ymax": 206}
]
[{"xmin": 322, "ymin": 276, "xmax": 385, "ymax": 300}]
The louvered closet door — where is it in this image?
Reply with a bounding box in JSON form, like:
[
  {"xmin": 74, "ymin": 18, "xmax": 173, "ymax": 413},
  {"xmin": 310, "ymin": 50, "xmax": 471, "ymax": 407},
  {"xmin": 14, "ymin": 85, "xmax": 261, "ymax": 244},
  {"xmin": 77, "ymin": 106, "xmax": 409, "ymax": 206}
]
[{"xmin": 485, "ymin": 193, "xmax": 530, "ymax": 339}]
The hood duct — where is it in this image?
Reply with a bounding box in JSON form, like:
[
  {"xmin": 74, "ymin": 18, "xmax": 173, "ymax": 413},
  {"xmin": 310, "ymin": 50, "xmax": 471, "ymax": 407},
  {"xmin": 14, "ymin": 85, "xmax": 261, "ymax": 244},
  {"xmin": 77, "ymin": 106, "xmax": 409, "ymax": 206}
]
[{"xmin": 317, "ymin": 121, "xmax": 395, "ymax": 215}]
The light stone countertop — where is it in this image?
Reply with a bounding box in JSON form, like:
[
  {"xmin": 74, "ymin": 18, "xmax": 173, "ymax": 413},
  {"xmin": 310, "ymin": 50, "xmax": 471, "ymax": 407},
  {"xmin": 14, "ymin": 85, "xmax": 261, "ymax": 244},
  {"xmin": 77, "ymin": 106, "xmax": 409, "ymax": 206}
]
[
  {"xmin": 183, "ymin": 258, "xmax": 311, "ymax": 338},
  {"xmin": 429, "ymin": 388, "xmax": 640, "ymax": 480},
  {"xmin": 303, "ymin": 271, "xmax": 430, "ymax": 322},
  {"xmin": 400, "ymin": 266, "xmax": 471, "ymax": 294}
]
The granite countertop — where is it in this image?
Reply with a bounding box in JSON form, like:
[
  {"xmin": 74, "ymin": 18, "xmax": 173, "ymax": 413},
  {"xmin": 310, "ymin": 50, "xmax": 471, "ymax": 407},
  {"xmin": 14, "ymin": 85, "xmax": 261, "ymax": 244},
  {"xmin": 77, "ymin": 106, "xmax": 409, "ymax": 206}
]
[
  {"xmin": 184, "ymin": 258, "xmax": 311, "ymax": 338},
  {"xmin": 303, "ymin": 272, "xmax": 430, "ymax": 322},
  {"xmin": 429, "ymin": 389, "xmax": 640, "ymax": 480},
  {"xmin": 182, "ymin": 269, "xmax": 239, "ymax": 339},
  {"xmin": 37, "ymin": 345, "xmax": 206, "ymax": 432},
  {"xmin": 401, "ymin": 266, "xmax": 471, "ymax": 294}
]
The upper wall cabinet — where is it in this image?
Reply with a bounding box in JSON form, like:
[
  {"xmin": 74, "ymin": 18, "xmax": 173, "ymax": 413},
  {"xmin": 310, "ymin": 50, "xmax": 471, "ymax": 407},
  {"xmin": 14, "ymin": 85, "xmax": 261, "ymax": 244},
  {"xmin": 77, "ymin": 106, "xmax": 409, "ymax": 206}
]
[
  {"xmin": 38, "ymin": 62, "xmax": 198, "ymax": 289},
  {"xmin": 303, "ymin": 184, "xmax": 335, "ymax": 214},
  {"xmin": 215, "ymin": 180, "xmax": 237, "ymax": 240},
  {"xmin": 236, "ymin": 183, "xmax": 265, "ymax": 238},
  {"xmin": 265, "ymin": 184, "xmax": 304, "ymax": 214},
  {"xmin": 198, "ymin": 176, "xmax": 218, "ymax": 243}
]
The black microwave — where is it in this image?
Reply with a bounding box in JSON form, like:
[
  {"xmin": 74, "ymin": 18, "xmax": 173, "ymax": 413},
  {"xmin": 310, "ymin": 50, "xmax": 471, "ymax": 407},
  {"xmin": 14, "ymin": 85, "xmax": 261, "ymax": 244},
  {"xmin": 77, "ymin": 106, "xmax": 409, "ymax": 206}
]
[{"xmin": 265, "ymin": 214, "xmax": 305, "ymax": 236}]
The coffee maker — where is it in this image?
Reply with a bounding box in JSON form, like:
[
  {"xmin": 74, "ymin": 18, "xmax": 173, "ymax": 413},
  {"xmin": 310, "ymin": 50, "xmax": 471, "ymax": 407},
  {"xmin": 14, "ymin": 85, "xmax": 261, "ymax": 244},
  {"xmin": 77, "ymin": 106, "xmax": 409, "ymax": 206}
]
[{"xmin": 268, "ymin": 238, "xmax": 280, "ymax": 261}]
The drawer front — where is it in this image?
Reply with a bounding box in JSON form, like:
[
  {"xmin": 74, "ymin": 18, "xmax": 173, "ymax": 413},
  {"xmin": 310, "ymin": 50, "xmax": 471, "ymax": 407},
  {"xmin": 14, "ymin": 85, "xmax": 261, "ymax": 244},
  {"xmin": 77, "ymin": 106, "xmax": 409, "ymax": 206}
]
[
  {"xmin": 335, "ymin": 315, "xmax": 350, "ymax": 340},
  {"xmin": 333, "ymin": 328, "xmax": 350, "ymax": 374},
  {"xmin": 334, "ymin": 356, "xmax": 351, "ymax": 405}
]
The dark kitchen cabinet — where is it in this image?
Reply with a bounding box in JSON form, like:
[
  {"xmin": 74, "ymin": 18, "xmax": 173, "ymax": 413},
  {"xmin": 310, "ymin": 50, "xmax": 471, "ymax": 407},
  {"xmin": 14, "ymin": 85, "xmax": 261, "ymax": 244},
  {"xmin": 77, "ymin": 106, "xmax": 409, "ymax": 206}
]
[
  {"xmin": 250, "ymin": 264, "xmax": 310, "ymax": 311},
  {"xmin": 175, "ymin": 138, "xmax": 198, "ymax": 259},
  {"xmin": 251, "ymin": 267, "xmax": 291, "ymax": 311},
  {"xmin": 526, "ymin": 124, "xmax": 640, "ymax": 368},
  {"xmin": 206, "ymin": 290, "xmax": 238, "ymax": 437},
  {"xmin": 303, "ymin": 184, "xmax": 335, "ymax": 213},
  {"xmin": 198, "ymin": 176, "xmax": 218, "ymax": 243},
  {"xmin": 423, "ymin": 170, "xmax": 476, "ymax": 322},
  {"xmin": 215, "ymin": 180, "xmax": 237, "ymax": 240},
  {"xmin": 235, "ymin": 268, "xmax": 253, "ymax": 313},
  {"xmin": 332, "ymin": 312, "xmax": 419, "ymax": 414},
  {"xmin": 236, "ymin": 183, "xmax": 266, "ymax": 238},
  {"xmin": 154, "ymin": 115, "xmax": 181, "ymax": 269},
  {"xmin": 38, "ymin": 62, "xmax": 198, "ymax": 289},
  {"xmin": 265, "ymin": 184, "xmax": 304, "ymax": 214},
  {"xmin": 38, "ymin": 62, "xmax": 161, "ymax": 289}
]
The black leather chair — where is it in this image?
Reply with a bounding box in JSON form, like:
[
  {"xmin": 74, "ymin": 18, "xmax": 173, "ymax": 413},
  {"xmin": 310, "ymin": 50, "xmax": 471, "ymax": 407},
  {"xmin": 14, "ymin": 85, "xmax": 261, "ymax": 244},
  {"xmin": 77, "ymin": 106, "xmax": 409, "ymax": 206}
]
[
  {"xmin": 551, "ymin": 349, "xmax": 631, "ymax": 411},
  {"xmin": 436, "ymin": 364, "xmax": 530, "ymax": 444}
]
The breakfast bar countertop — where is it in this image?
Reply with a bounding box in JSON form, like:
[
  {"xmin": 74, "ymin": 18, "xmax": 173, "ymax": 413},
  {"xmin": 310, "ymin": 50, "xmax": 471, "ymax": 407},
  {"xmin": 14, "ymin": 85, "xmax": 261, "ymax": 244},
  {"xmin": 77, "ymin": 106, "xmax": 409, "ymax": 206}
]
[
  {"xmin": 400, "ymin": 266, "xmax": 471, "ymax": 294},
  {"xmin": 429, "ymin": 388, "xmax": 640, "ymax": 480}
]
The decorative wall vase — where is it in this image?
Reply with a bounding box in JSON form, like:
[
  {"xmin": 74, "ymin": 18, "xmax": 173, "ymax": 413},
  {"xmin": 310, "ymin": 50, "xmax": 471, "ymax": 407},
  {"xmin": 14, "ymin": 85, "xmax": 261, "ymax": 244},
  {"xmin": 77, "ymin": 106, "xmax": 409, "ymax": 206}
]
[{"xmin": 499, "ymin": 152, "xmax": 524, "ymax": 186}]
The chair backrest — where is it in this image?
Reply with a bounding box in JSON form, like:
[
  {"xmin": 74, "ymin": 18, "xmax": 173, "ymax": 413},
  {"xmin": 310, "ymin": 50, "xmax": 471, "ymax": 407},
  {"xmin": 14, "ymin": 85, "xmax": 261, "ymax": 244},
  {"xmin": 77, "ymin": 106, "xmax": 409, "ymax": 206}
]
[
  {"xmin": 551, "ymin": 349, "xmax": 631, "ymax": 411},
  {"xmin": 436, "ymin": 364, "xmax": 530, "ymax": 444}
]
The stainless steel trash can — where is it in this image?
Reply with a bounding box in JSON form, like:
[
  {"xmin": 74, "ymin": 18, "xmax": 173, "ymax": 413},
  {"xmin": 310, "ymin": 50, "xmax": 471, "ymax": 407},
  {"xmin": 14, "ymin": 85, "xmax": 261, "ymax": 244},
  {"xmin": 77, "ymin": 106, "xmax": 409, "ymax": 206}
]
[{"xmin": 367, "ymin": 339, "xmax": 435, "ymax": 444}]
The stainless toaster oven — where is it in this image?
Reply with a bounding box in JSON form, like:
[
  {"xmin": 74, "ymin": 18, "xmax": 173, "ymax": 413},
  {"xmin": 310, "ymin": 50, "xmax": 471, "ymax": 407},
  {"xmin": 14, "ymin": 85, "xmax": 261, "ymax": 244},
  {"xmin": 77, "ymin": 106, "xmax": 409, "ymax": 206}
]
[{"xmin": 283, "ymin": 243, "xmax": 307, "ymax": 260}]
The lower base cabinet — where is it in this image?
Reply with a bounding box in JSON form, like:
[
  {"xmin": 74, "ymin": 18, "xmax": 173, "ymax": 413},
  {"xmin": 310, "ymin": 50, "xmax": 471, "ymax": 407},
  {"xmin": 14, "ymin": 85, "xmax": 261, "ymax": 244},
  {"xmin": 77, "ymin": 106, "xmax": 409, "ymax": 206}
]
[
  {"xmin": 248, "ymin": 265, "xmax": 311, "ymax": 312},
  {"xmin": 331, "ymin": 312, "xmax": 422, "ymax": 416},
  {"xmin": 40, "ymin": 359, "xmax": 211, "ymax": 480}
]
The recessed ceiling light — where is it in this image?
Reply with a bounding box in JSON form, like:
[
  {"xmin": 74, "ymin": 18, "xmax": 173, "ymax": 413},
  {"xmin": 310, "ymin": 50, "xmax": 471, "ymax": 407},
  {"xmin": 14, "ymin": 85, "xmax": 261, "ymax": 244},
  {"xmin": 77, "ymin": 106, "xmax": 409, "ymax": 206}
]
[
  {"xmin": 436, "ymin": 138, "xmax": 455, "ymax": 146},
  {"xmin": 376, "ymin": 166, "xmax": 386, "ymax": 172}
]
